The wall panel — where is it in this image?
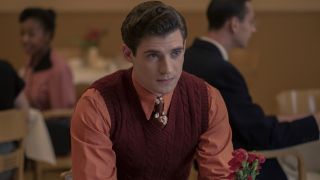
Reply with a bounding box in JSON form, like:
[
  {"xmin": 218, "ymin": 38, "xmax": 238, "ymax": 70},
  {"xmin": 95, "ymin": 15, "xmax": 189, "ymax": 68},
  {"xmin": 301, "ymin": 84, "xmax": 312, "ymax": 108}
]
[{"xmin": 1, "ymin": 1, "xmax": 320, "ymax": 114}]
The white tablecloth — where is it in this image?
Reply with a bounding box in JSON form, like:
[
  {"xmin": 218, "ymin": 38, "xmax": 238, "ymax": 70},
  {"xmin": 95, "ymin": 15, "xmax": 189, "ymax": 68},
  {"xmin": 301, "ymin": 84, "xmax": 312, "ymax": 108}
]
[
  {"xmin": 24, "ymin": 109, "xmax": 56, "ymax": 164},
  {"xmin": 278, "ymin": 141, "xmax": 320, "ymax": 180},
  {"xmin": 69, "ymin": 57, "xmax": 132, "ymax": 85}
]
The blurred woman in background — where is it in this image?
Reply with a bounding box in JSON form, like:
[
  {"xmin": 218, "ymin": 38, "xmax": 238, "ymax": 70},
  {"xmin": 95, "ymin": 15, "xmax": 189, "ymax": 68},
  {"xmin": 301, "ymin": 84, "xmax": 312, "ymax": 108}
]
[
  {"xmin": 19, "ymin": 8, "xmax": 75, "ymax": 155},
  {"xmin": 19, "ymin": 7, "xmax": 75, "ymax": 110}
]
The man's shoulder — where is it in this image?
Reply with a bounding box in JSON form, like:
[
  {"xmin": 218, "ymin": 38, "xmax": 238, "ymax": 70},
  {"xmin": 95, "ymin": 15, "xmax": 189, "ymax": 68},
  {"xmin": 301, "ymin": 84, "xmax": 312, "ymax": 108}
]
[
  {"xmin": 0, "ymin": 60, "xmax": 13, "ymax": 72},
  {"xmin": 186, "ymin": 38, "xmax": 221, "ymax": 55},
  {"xmin": 184, "ymin": 39, "xmax": 226, "ymax": 69}
]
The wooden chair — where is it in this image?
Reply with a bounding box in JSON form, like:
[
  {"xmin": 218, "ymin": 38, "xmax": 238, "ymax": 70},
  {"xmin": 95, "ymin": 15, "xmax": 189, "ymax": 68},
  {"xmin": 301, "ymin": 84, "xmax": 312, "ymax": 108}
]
[
  {"xmin": 60, "ymin": 169, "xmax": 72, "ymax": 180},
  {"xmin": 35, "ymin": 109, "xmax": 73, "ymax": 180},
  {"xmin": 255, "ymin": 148, "xmax": 306, "ymax": 180},
  {"xmin": 276, "ymin": 89, "xmax": 320, "ymax": 115},
  {"xmin": 275, "ymin": 88, "xmax": 320, "ymax": 180},
  {"xmin": 0, "ymin": 109, "xmax": 28, "ymax": 180}
]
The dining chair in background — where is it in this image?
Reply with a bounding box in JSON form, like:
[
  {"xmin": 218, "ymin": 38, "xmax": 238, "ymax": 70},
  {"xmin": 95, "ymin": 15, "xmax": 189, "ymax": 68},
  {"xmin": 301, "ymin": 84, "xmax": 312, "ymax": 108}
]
[
  {"xmin": 35, "ymin": 108, "xmax": 73, "ymax": 180},
  {"xmin": 0, "ymin": 109, "xmax": 28, "ymax": 180},
  {"xmin": 276, "ymin": 88, "xmax": 320, "ymax": 180}
]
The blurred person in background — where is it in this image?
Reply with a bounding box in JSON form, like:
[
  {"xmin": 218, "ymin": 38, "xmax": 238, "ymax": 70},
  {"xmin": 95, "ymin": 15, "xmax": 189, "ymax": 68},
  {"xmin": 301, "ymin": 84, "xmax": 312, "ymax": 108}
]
[
  {"xmin": 0, "ymin": 59, "xmax": 29, "ymax": 180},
  {"xmin": 184, "ymin": 0, "xmax": 320, "ymax": 179},
  {"xmin": 19, "ymin": 7, "xmax": 75, "ymax": 155},
  {"xmin": 0, "ymin": 59, "xmax": 28, "ymax": 111}
]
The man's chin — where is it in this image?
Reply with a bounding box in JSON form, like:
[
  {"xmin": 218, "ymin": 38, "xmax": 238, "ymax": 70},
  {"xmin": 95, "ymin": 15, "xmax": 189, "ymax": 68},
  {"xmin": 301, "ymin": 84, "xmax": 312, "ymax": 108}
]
[{"xmin": 154, "ymin": 87, "xmax": 175, "ymax": 96}]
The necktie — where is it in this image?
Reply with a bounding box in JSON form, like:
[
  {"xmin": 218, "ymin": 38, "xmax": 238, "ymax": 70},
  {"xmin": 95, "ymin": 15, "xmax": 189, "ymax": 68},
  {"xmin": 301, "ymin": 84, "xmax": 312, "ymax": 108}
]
[{"xmin": 151, "ymin": 96, "xmax": 168, "ymax": 127}]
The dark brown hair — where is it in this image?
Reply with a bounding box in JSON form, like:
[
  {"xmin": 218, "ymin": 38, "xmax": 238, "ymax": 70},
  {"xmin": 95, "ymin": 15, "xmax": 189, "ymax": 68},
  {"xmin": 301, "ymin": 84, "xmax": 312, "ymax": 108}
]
[
  {"xmin": 207, "ymin": 0, "xmax": 250, "ymax": 30},
  {"xmin": 121, "ymin": 1, "xmax": 187, "ymax": 55}
]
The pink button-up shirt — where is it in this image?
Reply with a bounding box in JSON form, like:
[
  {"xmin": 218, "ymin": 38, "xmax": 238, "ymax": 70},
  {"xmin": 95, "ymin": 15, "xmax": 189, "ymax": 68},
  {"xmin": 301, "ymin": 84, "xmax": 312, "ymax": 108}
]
[{"xmin": 23, "ymin": 50, "xmax": 75, "ymax": 110}]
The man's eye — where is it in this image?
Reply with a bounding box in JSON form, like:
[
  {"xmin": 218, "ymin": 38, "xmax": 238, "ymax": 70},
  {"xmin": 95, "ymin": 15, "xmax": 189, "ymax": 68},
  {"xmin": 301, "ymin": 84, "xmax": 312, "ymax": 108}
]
[
  {"xmin": 147, "ymin": 53, "xmax": 158, "ymax": 60},
  {"xmin": 171, "ymin": 50, "xmax": 182, "ymax": 58}
]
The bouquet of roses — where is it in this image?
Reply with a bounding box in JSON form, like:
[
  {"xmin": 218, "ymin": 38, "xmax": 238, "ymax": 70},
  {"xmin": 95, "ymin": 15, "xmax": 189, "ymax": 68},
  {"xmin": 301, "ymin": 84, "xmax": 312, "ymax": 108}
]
[{"xmin": 227, "ymin": 148, "xmax": 266, "ymax": 180}]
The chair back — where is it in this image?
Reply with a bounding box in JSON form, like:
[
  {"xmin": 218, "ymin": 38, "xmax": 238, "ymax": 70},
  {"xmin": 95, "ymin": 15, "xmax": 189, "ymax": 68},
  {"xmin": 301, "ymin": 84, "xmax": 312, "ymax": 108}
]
[
  {"xmin": 42, "ymin": 109, "xmax": 74, "ymax": 119},
  {"xmin": 256, "ymin": 148, "xmax": 306, "ymax": 180},
  {"xmin": 276, "ymin": 88, "xmax": 320, "ymax": 179},
  {"xmin": 0, "ymin": 109, "xmax": 28, "ymax": 180},
  {"xmin": 35, "ymin": 108, "xmax": 73, "ymax": 180},
  {"xmin": 276, "ymin": 89, "xmax": 320, "ymax": 115},
  {"xmin": 60, "ymin": 169, "xmax": 72, "ymax": 180}
]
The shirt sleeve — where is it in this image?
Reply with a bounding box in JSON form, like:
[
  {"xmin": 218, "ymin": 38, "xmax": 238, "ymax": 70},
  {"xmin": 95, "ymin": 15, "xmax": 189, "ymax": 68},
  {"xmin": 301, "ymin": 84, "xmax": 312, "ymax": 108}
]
[
  {"xmin": 49, "ymin": 64, "xmax": 76, "ymax": 109},
  {"xmin": 196, "ymin": 83, "xmax": 233, "ymax": 179},
  {"xmin": 71, "ymin": 88, "xmax": 117, "ymax": 180},
  {"xmin": 3, "ymin": 60, "xmax": 25, "ymax": 97}
]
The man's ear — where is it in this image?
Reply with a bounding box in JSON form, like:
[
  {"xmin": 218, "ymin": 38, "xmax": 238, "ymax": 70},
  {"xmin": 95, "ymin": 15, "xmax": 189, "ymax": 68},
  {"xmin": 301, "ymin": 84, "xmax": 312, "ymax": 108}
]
[
  {"xmin": 122, "ymin": 44, "xmax": 133, "ymax": 62},
  {"xmin": 230, "ymin": 16, "xmax": 240, "ymax": 34}
]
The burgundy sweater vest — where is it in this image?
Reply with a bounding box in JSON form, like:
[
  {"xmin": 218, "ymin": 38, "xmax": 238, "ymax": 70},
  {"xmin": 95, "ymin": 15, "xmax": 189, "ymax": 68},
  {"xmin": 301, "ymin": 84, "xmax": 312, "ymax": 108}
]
[{"xmin": 91, "ymin": 69, "xmax": 209, "ymax": 180}]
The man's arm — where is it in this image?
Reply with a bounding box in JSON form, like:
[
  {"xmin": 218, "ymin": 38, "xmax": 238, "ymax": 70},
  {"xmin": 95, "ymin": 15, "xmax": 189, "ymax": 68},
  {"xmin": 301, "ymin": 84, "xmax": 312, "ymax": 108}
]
[
  {"xmin": 212, "ymin": 65, "xmax": 319, "ymax": 149},
  {"xmin": 196, "ymin": 83, "xmax": 233, "ymax": 179},
  {"xmin": 71, "ymin": 88, "xmax": 117, "ymax": 179},
  {"xmin": 278, "ymin": 113, "xmax": 320, "ymax": 131}
]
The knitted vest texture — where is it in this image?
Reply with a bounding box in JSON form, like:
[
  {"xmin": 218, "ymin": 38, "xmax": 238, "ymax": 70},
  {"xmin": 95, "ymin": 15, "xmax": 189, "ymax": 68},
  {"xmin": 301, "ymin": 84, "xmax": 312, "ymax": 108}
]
[{"xmin": 91, "ymin": 69, "xmax": 208, "ymax": 180}]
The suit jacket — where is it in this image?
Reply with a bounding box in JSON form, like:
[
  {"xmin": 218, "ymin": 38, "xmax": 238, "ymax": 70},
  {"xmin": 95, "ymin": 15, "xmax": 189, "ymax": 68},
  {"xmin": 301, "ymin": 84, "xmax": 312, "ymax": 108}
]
[{"xmin": 184, "ymin": 38, "xmax": 319, "ymax": 180}]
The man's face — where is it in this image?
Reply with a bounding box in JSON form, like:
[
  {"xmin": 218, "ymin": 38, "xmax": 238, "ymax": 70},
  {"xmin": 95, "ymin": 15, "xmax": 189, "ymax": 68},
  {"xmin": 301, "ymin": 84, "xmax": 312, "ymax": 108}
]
[
  {"xmin": 123, "ymin": 30, "xmax": 185, "ymax": 96},
  {"xmin": 233, "ymin": 1, "xmax": 256, "ymax": 48}
]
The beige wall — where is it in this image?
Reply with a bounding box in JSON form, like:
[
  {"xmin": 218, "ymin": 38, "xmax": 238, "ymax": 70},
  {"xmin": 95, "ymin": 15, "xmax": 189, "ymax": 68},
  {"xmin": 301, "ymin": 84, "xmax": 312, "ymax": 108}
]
[
  {"xmin": 0, "ymin": 6, "xmax": 320, "ymax": 114},
  {"xmin": 235, "ymin": 12, "xmax": 320, "ymax": 114}
]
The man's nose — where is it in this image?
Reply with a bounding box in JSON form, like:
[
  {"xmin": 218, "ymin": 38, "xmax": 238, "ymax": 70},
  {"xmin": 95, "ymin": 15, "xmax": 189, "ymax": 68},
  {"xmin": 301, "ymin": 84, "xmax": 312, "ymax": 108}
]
[
  {"xmin": 252, "ymin": 24, "xmax": 257, "ymax": 33},
  {"xmin": 159, "ymin": 57, "xmax": 173, "ymax": 74},
  {"xmin": 253, "ymin": 26, "xmax": 257, "ymax": 32}
]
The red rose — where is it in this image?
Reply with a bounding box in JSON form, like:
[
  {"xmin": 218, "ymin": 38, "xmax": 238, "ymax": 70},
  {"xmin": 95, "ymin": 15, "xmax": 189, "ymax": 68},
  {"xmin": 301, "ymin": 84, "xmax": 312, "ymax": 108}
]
[
  {"xmin": 227, "ymin": 149, "xmax": 266, "ymax": 180},
  {"xmin": 247, "ymin": 153, "xmax": 257, "ymax": 163},
  {"xmin": 233, "ymin": 148, "xmax": 248, "ymax": 163},
  {"xmin": 258, "ymin": 154, "xmax": 266, "ymax": 164}
]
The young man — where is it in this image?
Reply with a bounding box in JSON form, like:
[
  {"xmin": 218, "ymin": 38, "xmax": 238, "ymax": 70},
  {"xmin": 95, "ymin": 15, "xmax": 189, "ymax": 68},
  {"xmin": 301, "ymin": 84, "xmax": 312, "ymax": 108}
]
[
  {"xmin": 71, "ymin": 1, "xmax": 233, "ymax": 179},
  {"xmin": 183, "ymin": 0, "xmax": 320, "ymax": 179}
]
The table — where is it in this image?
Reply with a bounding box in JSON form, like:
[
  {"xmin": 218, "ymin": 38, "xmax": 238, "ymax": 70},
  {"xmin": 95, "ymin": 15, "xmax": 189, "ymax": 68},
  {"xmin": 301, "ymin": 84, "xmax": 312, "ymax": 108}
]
[
  {"xmin": 69, "ymin": 56, "xmax": 132, "ymax": 85},
  {"xmin": 24, "ymin": 109, "xmax": 56, "ymax": 165}
]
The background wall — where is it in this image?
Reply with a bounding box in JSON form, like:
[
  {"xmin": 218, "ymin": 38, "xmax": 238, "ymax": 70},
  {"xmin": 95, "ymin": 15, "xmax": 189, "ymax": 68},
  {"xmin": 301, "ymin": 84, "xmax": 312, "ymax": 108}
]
[{"xmin": 0, "ymin": 0, "xmax": 320, "ymax": 114}]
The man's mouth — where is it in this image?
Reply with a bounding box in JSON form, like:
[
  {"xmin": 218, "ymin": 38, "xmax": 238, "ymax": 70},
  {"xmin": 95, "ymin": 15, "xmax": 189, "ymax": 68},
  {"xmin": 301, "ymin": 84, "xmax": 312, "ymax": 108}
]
[{"xmin": 157, "ymin": 77, "xmax": 174, "ymax": 83}]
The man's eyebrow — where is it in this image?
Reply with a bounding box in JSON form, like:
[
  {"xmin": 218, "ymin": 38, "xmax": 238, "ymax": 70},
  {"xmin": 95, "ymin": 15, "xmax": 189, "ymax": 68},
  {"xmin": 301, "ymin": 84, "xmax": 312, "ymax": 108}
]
[
  {"xmin": 143, "ymin": 49, "xmax": 159, "ymax": 54},
  {"xmin": 172, "ymin": 47, "xmax": 184, "ymax": 51},
  {"xmin": 142, "ymin": 46, "xmax": 184, "ymax": 54}
]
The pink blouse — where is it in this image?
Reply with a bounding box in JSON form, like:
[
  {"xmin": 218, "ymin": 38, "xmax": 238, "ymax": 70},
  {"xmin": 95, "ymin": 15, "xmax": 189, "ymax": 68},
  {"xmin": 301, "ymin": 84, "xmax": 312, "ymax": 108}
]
[{"xmin": 23, "ymin": 51, "xmax": 75, "ymax": 110}]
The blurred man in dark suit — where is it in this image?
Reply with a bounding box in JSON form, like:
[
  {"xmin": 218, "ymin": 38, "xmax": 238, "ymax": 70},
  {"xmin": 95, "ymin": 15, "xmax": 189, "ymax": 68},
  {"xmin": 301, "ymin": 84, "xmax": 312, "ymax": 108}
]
[{"xmin": 184, "ymin": 0, "xmax": 320, "ymax": 179}]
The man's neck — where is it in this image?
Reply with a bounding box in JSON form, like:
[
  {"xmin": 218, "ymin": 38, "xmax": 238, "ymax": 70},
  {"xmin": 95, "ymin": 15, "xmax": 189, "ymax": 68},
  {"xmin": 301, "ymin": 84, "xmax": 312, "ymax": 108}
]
[{"xmin": 206, "ymin": 30, "xmax": 233, "ymax": 53}]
